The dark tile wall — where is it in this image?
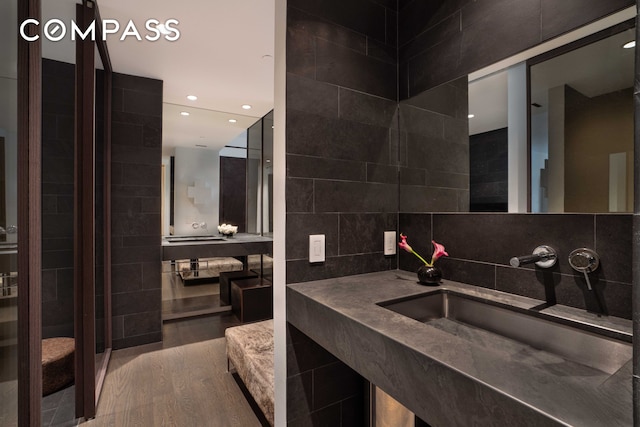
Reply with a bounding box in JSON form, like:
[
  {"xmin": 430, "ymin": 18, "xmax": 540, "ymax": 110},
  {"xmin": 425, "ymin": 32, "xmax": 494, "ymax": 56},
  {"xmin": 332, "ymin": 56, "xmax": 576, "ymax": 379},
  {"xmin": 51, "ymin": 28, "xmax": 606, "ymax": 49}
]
[
  {"xmin": 111, "ymin": 73, "xmax": 163, "ymax": 349},
  {"xmin": 287, "ymin": 323, "xmax": 365, "ymax": 426},
  {"xmin": 42, "ymin": 59, "xmax": 75, "ymax": 338},
  {"xmin": 469, "ymin": 128, "xmax": 508, "ymax": 212},
  {"xmin": 399, "ymin": 213, "xmax": 633, "ymax": 319},
  {"xmin": 286, "ymin": 0, "xmax": 398, "ymax": 284},
  {"xmin": 398, "ymin": 0, "xmax": 635, "ymax": 98},
  {"xmin": 286, "ymin": 0, "xmax": 638, "ymax": 424},
  {"xmin": 285, "ymin": 0, "xmax": 397, "ymax": 423},
  {"xmin": 41, "ymin": 63, "xmax": 162, "ymax": 349},
  {"xmin": 398, "ymin": 75, "xmax": 469, "ymax": 212},
  {"xmin": 395, "ymin": 0, "xmax": 637, "ymax": 321}
]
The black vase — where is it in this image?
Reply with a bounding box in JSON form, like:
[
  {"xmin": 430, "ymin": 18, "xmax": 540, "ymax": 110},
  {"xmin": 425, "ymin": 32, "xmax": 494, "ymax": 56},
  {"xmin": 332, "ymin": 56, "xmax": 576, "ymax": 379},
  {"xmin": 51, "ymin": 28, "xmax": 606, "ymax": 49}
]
[{"xmin": 417, "ymin": 265, "xmax": 442, "ymax": 285}]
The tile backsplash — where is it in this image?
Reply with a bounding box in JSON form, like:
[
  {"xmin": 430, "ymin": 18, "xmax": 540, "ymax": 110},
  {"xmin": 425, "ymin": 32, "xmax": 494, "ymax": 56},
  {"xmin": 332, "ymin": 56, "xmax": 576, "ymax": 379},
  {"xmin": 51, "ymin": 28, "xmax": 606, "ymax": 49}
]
[{"xmin": 399, "ymin": 213, "xmax": 633, "ymax": 319}]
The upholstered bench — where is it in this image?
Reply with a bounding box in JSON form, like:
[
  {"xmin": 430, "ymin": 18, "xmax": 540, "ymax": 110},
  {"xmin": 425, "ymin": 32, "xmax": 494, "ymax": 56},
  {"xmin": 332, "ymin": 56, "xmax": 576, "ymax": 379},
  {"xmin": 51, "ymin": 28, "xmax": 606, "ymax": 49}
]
[
  {"xmin": 42, "ymin": 337, "xmax": 75, "ymax": 396},
  {"xmin": 177, "ymin": 257, "xmax": 244, "ymax": 284},
  {"xmin": 247, "ymin": 254, "xmax": 273, "ymax": 272},
  {"xmin": 225, "ymin": 319, "xmax": 274, "ymax": 426}
]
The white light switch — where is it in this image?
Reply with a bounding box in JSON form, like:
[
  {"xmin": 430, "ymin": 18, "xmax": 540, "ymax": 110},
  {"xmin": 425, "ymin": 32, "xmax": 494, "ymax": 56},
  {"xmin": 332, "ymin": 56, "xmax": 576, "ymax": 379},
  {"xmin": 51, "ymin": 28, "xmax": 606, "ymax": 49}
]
[
  {"xmin": 309, "ymin": 234, "xmax": 325, "ymax": 263},
  {"xmin": 384, "ymin": 231, "xmax": 397, "ymax": 255}
]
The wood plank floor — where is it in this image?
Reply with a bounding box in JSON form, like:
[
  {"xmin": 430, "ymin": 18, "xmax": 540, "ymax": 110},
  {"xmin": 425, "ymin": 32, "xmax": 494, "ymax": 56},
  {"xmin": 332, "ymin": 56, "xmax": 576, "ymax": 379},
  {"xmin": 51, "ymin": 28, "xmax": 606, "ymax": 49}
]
[
  {"xmin": 83, "ymin": 314, "xmax": 262, "ymax": 427},
  {"xmin": 162, "ymin": 265, "xmax": 230, "ymax": 320}
]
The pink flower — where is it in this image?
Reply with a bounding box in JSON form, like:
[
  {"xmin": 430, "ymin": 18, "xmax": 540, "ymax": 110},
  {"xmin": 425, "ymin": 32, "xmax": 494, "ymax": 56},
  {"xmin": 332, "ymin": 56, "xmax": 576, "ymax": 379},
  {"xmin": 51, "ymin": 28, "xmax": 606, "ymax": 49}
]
[
  {"xmin": 398, "ymin": 234, "xmax": 430, "ymax": 266},
  {"xmin": 398, "ymin": 235, "xmax": 449, "ymax": 267},
  {"xmin": 430, "ymin": 240, "xmax": 449, "ymax": 264},
  {"xmin": 398, "ymin": 233, "xmax": 413, "ymax": 253}
]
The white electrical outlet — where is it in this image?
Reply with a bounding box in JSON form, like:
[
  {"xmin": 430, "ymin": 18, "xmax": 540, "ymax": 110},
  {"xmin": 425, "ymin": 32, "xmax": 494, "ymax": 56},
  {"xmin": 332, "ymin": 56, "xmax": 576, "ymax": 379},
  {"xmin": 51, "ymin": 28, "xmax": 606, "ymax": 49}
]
[
  {"xmin": 384, "ymin": 231, "xmax": 397, "ymax": 255},
  {"xmin": 309, "ymin": 234, "xmax": 325, "ymax": 263}
]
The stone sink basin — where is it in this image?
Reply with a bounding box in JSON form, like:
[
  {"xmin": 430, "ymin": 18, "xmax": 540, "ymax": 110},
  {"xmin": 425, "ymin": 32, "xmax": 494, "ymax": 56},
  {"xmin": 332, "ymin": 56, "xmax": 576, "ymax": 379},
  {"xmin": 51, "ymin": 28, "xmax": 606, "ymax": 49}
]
[{"xmin": 377, "ymin": 289, "xmax": 632, "ymax": 376}]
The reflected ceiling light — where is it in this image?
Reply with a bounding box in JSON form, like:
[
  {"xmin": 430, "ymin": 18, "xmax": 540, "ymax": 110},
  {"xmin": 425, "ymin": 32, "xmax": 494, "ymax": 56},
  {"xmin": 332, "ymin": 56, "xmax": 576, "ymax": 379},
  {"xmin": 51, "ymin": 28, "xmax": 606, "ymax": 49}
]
[
  {"xmin": 468, "ymin": 114, "xmax": 475, "ymax": 119},
  {"xmin": 242, "ymin": 104, "xmax": 252, "ymax": 110},
  {"xmin": 623, "ymin": 40, "xmax": 635, "ymax": 49},
  {"xmin": 180, "ymin": 111, "xmax": 190, "ymax": 116},
  {"xmin": 229, "ymin": 119, "xmax": 237, "ymax": 123},
  {"xmin": 187, "ymin": 95, "xmax": 198, "ymax": 101}
]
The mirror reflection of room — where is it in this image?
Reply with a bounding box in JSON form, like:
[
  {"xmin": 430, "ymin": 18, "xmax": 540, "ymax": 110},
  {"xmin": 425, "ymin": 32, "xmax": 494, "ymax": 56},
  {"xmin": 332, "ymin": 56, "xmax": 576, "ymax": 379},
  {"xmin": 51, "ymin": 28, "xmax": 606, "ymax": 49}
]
[
  {"xmin": 467, "ymin": 22, "xmax": 635, "ymax": 214},
  {"xmin": 161, "ymin": 109, "xmax": 274, "ymax": 320},
  {"xmin": 529, "ymin": 25, "xmax": 635, "ymax": 213}
]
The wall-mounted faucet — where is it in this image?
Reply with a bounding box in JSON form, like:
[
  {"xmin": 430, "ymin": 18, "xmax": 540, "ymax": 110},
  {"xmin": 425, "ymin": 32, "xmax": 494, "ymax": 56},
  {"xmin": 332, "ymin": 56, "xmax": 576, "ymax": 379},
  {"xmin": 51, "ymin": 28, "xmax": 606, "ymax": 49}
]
[
  {"xmin": 510, "ymin": 245, "xmax": 557, "ymax": 268},
  {"xmin": 568, "ymin": 248, "xmax": 600, "ymax": 291}
]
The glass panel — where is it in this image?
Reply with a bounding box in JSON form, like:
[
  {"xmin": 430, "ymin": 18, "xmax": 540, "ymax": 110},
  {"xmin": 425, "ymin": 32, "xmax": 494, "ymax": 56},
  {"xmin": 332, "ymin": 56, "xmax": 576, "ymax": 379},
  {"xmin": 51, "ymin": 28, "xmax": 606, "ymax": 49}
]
[
  {"xmin": 262, "ymin": 111, "xmax": 273, "ymax": 236},
  {"xmin": 0, "ymin": 0, "xmax": 18, "ymax": 424},
  {"xmin": 41, "ymin": 1, "xmax": 77, "ymax": 422},
  {"xmin": 95, "ymin": 56, "xmax": 106, "ymax": 373},
  {"xmin": 247, "ymin": 118, "xmax": 262, "ymax": 235}
]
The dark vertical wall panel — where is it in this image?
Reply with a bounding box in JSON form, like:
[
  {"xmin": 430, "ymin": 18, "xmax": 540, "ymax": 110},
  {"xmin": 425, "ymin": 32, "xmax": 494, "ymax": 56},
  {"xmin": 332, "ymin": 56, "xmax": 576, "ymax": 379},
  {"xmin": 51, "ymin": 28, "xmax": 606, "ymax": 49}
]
[
  {"xmin": 42, "ymin": 59, "xmax": 75, "ymax": 339},
  {"xmin": 18, "ymin": 0, "xmax": 43, "ymax": 422},
  {"xmin": 110, "ymin": 73, "xmax": 162, "ymax": 349},
  {"xmin": 286, "ymin": 0, "xmax": 399, "ymax": 285},
  {"xmin": 469, "ymin": 128, "xmax": 508, "ymax": 212},
  {"xmin": 632, "ymin": 6, "xmax": 640, "ymax": 424},
  {"xmin": 219, "ymin": 156, "xmax": 247, "ymax": 232},
  {"xmin": 285, "ymin": 0, "xmax": 398, "ymax": 424}
]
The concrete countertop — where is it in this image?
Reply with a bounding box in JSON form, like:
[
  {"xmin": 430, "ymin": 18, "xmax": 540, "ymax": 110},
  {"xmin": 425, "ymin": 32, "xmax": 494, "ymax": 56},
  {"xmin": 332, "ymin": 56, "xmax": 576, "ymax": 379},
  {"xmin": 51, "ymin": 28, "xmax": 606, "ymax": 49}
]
[
  {"xmin": 287, "ymin": 270, "xmax": 632, "ymax": 426},
  {"xmin": 161, "ymin": 233, "xmax": 272, "ymax": 261}
]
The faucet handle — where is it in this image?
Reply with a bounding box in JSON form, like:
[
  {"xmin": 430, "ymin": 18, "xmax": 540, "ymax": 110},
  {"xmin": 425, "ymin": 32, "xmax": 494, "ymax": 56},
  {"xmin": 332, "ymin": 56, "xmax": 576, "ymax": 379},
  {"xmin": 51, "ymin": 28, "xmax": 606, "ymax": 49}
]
[
  {"xmin": 568, "ymin": 248, "xmax": 599, "ymax": 274},
  {"xmin": 568, "ymin": 248, "xmax": 599, "ymax": 291}
]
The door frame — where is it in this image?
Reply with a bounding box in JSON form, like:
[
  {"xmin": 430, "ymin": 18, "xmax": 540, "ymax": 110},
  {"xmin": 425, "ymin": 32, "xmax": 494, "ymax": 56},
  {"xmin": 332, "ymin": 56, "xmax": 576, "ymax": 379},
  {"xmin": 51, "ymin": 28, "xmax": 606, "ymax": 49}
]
[{"xmin": 17, "ymin": 0, "xmax": 43, "ymax": 425}]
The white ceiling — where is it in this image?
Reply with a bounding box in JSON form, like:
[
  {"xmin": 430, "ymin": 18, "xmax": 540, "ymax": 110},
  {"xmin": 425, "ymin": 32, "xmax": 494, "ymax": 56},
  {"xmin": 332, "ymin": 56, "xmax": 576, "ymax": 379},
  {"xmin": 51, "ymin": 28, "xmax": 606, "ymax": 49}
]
[{"xmin": 43, "ymin": 0, "xmax": 275, "ymax": 152}]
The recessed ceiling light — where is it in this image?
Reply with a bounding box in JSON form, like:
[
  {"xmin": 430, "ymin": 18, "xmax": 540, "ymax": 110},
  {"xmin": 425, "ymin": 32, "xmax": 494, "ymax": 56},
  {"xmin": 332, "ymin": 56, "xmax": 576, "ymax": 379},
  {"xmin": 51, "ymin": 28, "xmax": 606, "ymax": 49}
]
[
  {"xmin": 623, "ymin": 40, "xmax": 636, "ymax": 49},
  {"xmin": 242, "ymin": 104, "xmax": 252, "ymax": 110},
  {"xmin": 180, "ymin": 111, "xmax": 190, "ymax": 116},
  {"xmin": 468, "ymin": 114, "xmax": 475, "ymax": 119},
  {"xmin": 262, "ymin": 54, "xmax": 273, "ymax": 60},
  {"xmin": 229, "ymin": 119, "xmax": 237, "ymax": 123},
  {"xmin": 187, "ymin": 95, "xmax": 198, "ymax": 101}
]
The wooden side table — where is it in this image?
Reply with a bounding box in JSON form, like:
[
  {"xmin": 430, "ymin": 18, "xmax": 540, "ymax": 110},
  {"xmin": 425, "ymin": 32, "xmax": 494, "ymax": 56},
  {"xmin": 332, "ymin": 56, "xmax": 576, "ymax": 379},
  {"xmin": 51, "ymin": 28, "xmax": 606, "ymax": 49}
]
[
  {"xmin": 230, "ymin": 278, "xmax": 273, "ymax": 323},
  {"xmin": 219, "ymin": 270, "xmax": 258, "ymax": 306}
]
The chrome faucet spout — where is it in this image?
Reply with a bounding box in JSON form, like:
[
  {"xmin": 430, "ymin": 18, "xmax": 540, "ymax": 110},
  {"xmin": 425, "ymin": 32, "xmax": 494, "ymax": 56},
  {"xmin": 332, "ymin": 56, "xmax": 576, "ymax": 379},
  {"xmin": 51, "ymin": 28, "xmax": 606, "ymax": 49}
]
[{"xmin": 510, "ymin": 245, "xmax": 557, "ymax": 268}]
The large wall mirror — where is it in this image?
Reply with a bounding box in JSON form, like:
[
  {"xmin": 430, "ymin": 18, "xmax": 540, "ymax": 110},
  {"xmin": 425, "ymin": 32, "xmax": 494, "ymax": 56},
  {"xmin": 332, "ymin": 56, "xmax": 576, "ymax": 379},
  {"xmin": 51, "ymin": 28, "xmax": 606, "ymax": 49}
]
[
  {"xmin": 400, "ymin": 9, "xmax": 635, "ymax": 214},
  {"xmin": 529, "ymin": 24, "xmax": 634, "ymax": 213},
  {"xmin": 161, "ymin": 108, "xmax": 273, "ymax": 237},
  {"xmin": 160, "ymin": 108, "xmax": 274, "ymax": 319}
]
